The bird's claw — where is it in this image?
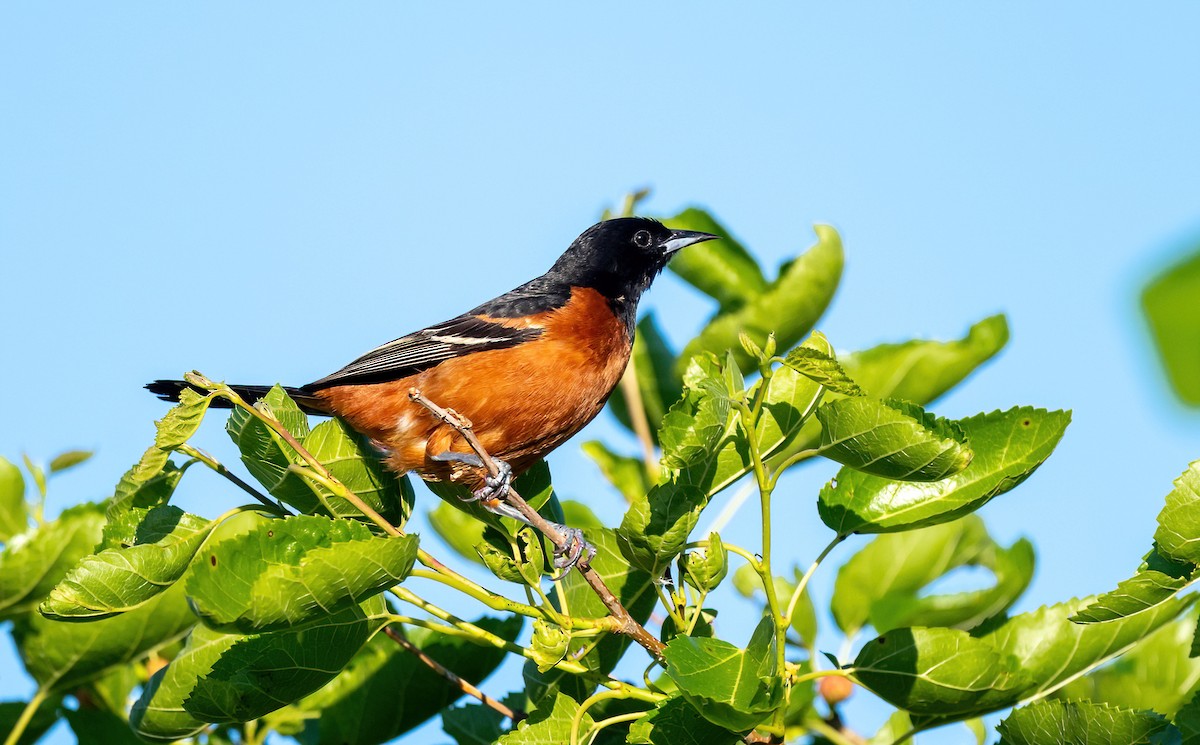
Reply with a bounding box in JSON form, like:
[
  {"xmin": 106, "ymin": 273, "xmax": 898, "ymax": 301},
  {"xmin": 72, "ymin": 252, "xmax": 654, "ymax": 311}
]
[
  {"xmin": 431, "ymin": 452, "xmax": 512, "ymax": 504},
  {"xmin": 549, "ymin": 524, "xmax": 596, "ymax": 579}
]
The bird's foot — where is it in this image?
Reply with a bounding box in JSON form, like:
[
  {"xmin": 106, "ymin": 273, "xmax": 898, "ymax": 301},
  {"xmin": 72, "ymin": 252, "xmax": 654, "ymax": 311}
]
[
  {"xmin": 547, "ymin": 523, "xmax": 597, "ymax": 578},
  {"xmin": 431, "ymin": 451, "xmax": 512, "ymax": 504}
]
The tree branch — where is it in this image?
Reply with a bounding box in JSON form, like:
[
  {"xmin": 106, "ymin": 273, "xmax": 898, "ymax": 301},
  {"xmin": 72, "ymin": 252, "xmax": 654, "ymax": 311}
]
[{"xmin": 408, "ymin": 388, "xmax": 667, "ymax": 659}]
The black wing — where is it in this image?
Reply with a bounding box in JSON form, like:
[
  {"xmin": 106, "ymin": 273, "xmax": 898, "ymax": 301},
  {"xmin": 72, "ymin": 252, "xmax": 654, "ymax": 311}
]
[{"xmin": 303, "ymin": 314, "xmax": 543, "ymax": 390}]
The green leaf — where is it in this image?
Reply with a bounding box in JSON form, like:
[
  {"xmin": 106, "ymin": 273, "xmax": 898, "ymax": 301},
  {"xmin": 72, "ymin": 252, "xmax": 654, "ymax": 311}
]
[
  {"xmin": 779, "ymin": 336, "xmax": 865, "ymax": 397},
  {"xmin": 997, "ymin": 700, "xmax": 1173, "ymax": 745},
  {"xmin": 14, "ymin": 575, "xmax": 197, "ymax": 692},
  {"xmin": 841, "ymin": 315, "xmax": 1010, "ymax": 403},
  {"xmin": 659, "ymin": 362, "xmax": 732, "ymax": 471},
  {"xmin": 497, "ymin": 692, "xmax": 591, "ymax": 744},
  {"xmin": 1155, "ymin": 461, "xmax": 1200, "ymax": 566},
  {"xmin": 40, "ymin": 506, "xmax": 215, "ymax": 619},
  {"xmin": 131, "ymin": 597, "xmax": 388, "ymax": 740},
  {"xmin": 64, "ymin": 706, "xmax": 144, "ymax": 745},
  {"xmin": 1073, "ymin": 545, "xmax": 1197, "ymax": 624},
  {"xmin": 48, "ymin": 450, "xmax": 93, "ymax": 474},
  {"xmin": 226, "ymin": 386, "xmax": 322, "ymax": 513},
  {"xmin": 663, "ymin": 207, "xmax": 767, "ymax": 312},
  {"xmin": 832, "ymin": 515, "xmax": 1034, "ymax": 636},
  {"xmin": 817, "ymin": 398, "xmax": 973, "ymax": 482},
  {"xmin": 819, "ymin": 407, "xmax": 1070, "ymax": 536},
  {"xmin": 627, "ymin": 696, "xmax": 744, "ymax": 745},
  {"xmin": 186, "ymin": 515, "xmax": 419, "ymax": 633},
  {"xmin": 23, "ymin": 455, "xmax": 46, "ymax": 499},
  {"xmin": 1143, "ymin": 246, "xmax": 1200, "ymax": 406},
  {"xmin": 1176, "ymin": 691, "xmax": 1200, "ymax": 743},
  {"xmin": 607, "ymin": 313, "xmax": 685, "ymax": 442},
  {"xmin": 0, "ymin": 456, "xmax": 27, "ymax": 542},
  {"xmin": 581, "ymin": 440, "xmax": 651, "ymax": 503},
  {"xmin": 106, "ymin": 457, "xmax": 187, "ymax": 523},
  {"xmin": 663, "ymin": 618, "xmax": 783, "ymax": 732},
  {"xmin": 1057, "ymin": 610, "xmax": 1200, "ymax": 718},
  {"xmin": 852, "ymin": 627, "xmax": 1031, "ymax": 717},
  {"xmin": 284, "ymin": 615, "xmax": 521, "ymax": 745},
  {"xmin": 157, "ymin": 387, "xmax": 216, "ymax": 450},
  {"xmin": 305, "ymin": 418, "xmax": 414, "ymax": 527},
  {"xmin": 678, "ymin": 224, "xmax": 843, "ymax": 374},
  {"xmin": 530, "ymin": 619, "xmax": 571, "ymax": 673},
  {"xmin": 428, "ymin": 500, "xmax": 489, "ymax": 566},
  {"xmin": 0, "ymin": 697, "xmax": 62, "ymax": 745},
  {"xmin": 682, "ymin": 533, "xmax": 728, "ymax": 593},
  {"xmin": 867, "ymin": 710, "xmax": 913, "ymax": 745},
  {"xmin": 443, "ymin": 704, "xmax": 507, "ymax": 745},
  {"xmin": 970, "ymin": 596, "xmax": 1196, "ymax": 709},
  {"xmin": 0, "ymin": 502, "xmax": 105, "ymax": 619}
]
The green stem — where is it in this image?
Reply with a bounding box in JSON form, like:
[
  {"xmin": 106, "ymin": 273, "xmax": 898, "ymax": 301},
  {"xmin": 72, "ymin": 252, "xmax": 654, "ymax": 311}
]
[
  {"xmin": 653, "ymin": 580, "xmax": 687, "ymax": 629},
  {"xmin": 793, "ymin": 667, "xmax": 855, "ymax": 685},
  {"xmin": 571, "ymin": 689, "xmax": 634, "ymax": 745},
  {"xmin": 782, "ymin": 535, "xmax": 842, "ymax": 627},
  {"xmin": 177, "ymin": 444, "xmax": 289, "ymax": 516},
  {"xmin": 807, "ymin": 717, "xmax": 860, "ymax": 745},
  {"xmin": 3, "ymin": 688, "xmax": 48, "ymax": 745},
  {"xmin": 581, "ymin": 711, "xmax": 650, "ymax": 744}
]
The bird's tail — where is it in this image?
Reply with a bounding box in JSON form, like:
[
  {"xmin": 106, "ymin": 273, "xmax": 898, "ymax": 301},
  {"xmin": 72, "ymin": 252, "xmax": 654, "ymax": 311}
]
[{"xmin": 145, "ymin": 379, "xmax": 332, "ymax": 415}]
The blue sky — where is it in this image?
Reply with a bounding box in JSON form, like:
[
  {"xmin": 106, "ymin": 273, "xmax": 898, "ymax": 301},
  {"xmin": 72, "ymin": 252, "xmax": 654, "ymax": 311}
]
[{"xmin": 3, "ymin": 4, "xmax": 1200, "ymax": 743}]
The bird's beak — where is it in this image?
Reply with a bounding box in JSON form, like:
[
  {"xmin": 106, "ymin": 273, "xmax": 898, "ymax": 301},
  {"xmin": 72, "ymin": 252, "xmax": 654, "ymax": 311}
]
[{"xmin": 662, "ymin": 229, "xmax": 719, "ymax": 255}]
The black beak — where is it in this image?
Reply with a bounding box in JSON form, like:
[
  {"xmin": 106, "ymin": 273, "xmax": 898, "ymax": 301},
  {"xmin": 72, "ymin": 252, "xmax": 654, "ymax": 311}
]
[{"xmin": 662, "ymin": 229, "xmax": 719, "ymax": 255}]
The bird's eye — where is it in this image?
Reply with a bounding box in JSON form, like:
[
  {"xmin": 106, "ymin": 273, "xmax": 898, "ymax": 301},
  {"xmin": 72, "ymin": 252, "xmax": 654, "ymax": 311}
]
[{"xmin": 633, "ymin": 230, "xmax": 652, "ymax": 248}]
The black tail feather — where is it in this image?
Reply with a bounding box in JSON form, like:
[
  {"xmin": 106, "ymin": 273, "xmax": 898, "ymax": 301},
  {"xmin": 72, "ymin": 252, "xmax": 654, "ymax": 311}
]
[{"xmin": 145, "ymin": 380, "xmax": 331, "ymax": 415}]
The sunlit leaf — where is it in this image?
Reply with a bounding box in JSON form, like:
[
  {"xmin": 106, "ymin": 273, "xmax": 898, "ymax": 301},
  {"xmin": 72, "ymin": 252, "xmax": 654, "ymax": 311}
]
[
  {"xmin": 131, "ymin": 597, "xmax": 388, "ymax": 740},
  {"xmin": 627, "ymin": 696, "xmax": 744, "ymax": 745},
  {"xmin": 663, "ymin": 618, "xmax": 782, "ymax": 732},
  {"xmin": 663, "ymin": 207, "xmax": 767, "ymax": 312},
  {"xmin": 1143, "ymin": 246, "xmax": 1200, "ymax": 406},
  {"xmin": 496, "ymin": 692, "xmax": 591, "ymax": 745},
  {"xmin": 817, "ymin": 398, "xmax": 972, "ymax": 482},
  {"xmin": 818, "ymin": 407, "xmax": 1070, "ymax": 536},
  {"xmin": 0, "ymin": 456, "xmax": 27, "ymax": 542},
  {"xmin": 187, "ymin": 515, "xmax": 419, "ymax": 633},
  {"xmin": 48, "ymin": 450, "xmax": 93, "ymax": 474},
  {"xmin": 40, "ymin": 506, "xmax": 215, "ymax": 619},
  {"xmin": 832, "ymin": 515, "xmax": 1033, "ymax": 636},
  {"xmin": 1074, "ymin": 546, "xmax": 1196, "ymax": 624},
  {"xmin": 997, "ymin": 700, "xmax": 1173, "ymax": 745},
  {"xmin": 678, "ymin": 225, "xmax": 843, "ymax": 374},
  {"xmin": 0, "ymin": 502, "xmax": 105, "ymax": 620},
  {"xmin": 1155, "ymin": 461, "xmax": 1200, "ymax": 566},
  {"xmin": 779, "ymin": 337, "xmax": 864, "ymax": 397},
  {"xmin": 852, "ymin": 627, "xmax": 1030, "ymax": 716}
]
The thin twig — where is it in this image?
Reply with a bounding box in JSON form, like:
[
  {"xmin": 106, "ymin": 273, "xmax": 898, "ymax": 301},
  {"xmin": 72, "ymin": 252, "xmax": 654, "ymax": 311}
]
[
  {"xmin": 383, "ymin": 624, "xmax": 525, "ymax": 722},
  {"xmin": 176, "ymin": 444, "xmax": 291, "ymax": 516},
  {"xmin": 408, "ymin": 388, "xmax": 667, "ymax": 659},
  {"xmin": 618, "ymin": 365, "xmax": 660, "ymax": 483}
]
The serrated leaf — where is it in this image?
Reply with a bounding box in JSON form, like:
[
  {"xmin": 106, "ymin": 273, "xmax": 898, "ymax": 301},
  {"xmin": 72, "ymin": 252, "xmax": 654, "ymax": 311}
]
[
  {"xmin": 40, "ymin": 506, "xmax": 215, "ymax": 619},
  {"xmin": 832, "ymin": 515, "xmax": 1033, "ymax": 636},
  {"xmin": 819, "ymin": 407, "xmax": 1070, "ymax": 536},
  {"xmin": 627, "ymin": 696, "xmax": 744, "ymax": 744},
  {"xmin": 1155, "ymin": 462, "xmax": 1200, "ymax": 566},
  {"xmin": 1143, "ymin": 246, "xmax": 1200, "ymax": 406},
  {"xmin": 186, "ymin": 515, "xmax": 418, "ymax": 633},
  {"xmin": 155, "ymin": 387, "xmax": 214, "ymax": 451},
  {"xmin": 1057, "ymin": 610, "xmax": 1200, "ymax": 718},
  {"xmin": 226, "ymin": 386, "xmax": 323, "ymax": 513},
  {"xmin": 131, "ymin": 597, "xmax": 387, "ymax": 740},
  {"xmin": 0, "ymin": 456, "xmax": 27, "ymax": 542},
  {"xmin": 817, "ymin": 398, "xmax": 972, "ymax": 481},
  {"xmin": 678, "ymin": 224, "xmax": 843, "ymax": 375},
  {"xmin": 663, "ymin": 207, "xmax": 767, "ymax": 312},
  {"xmin": 581, "ymin": 441, "xmax": 651, "ymax": 503},
  {"xmin": 852, "ymin": 627, "xmax": 1031, "ymax": 716},
  {"xmin": 497, "ymin": 691, "xmax": 591, "ymax": 745},
  {"xmin": 282, "ymin": 615, "xmax": 521, "ymax": 745},
  {"xmin": 682, "ymin": 533, "xmax": 728, "ymax": 593},
  {"xmin": 842, "ymin": 315, "xmax": 1010, "ymax": 403},
  {"xmin": 1176, "ymin": 690, "xmax": 1200, "ymax": 743},
  {"xmin": 779, "ymin": 337, "xmax": 864, "ymax": 397},
  {"xmin": 659, "ymin": 363, "xmax": 732, "ymax": 471},
  {"xmin": 14, "ymin": 575, "xmax": 196, "ymax": 693},
  {"xmin": 663, "ymin": 617, "xmax": 782, "ymax": 732},
  {"xmin": 305, "ymin": 418, "xmax": 414, "ymax": 527},
  {"xmin": 106, "ymin": 458, "xmax": 187, "ymax": 523},
  {"xmin": 0, "ymin": 502, "xmax": 105, "ymax": 619},
  {"xmin": 1074, "ymin": 545, "xmax": 1197, "ymax": 624},
  {"xmin": 48, "ymin": 450, "xmax": 93, "ymax": 474},
  {"xmin": 530, "ymin": 619, "xmax": 570, "ymax": 673},
  {"xmin": 970, "ymin": 596, "xmax": 1195, "ymax": 711},
  {"xmin": 608, "ymin": 313, "xmax": 685, "ymax": 443},
  {"xmin": 997, "ymin": 700, "xmax": 1173, "ymax": 745}
]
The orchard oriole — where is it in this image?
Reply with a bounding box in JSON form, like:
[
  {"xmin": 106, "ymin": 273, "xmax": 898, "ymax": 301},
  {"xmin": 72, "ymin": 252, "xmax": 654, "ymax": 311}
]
[{"xmin": 149, "ymin": 217, "xmax": 717, "ymax": 569}]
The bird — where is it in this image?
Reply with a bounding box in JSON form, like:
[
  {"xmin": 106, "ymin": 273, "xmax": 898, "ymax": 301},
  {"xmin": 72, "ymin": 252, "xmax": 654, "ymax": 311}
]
[{"xmin": 148, "ymin": 217, "xmax": 717, "ymax": 569}]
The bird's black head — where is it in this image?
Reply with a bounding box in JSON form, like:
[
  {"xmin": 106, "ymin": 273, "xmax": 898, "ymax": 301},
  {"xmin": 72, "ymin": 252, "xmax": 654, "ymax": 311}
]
[{"xmin": 547, "ymin": 217, "xmax": 717, "ymax": 317}]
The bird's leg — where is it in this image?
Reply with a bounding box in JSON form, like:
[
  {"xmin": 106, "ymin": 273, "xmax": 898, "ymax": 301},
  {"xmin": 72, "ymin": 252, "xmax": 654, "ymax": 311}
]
[{"xmin": 430, "ymin": 450, "xmax": 596, "ymax": 574}]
